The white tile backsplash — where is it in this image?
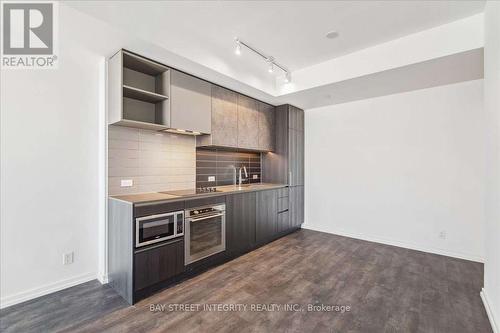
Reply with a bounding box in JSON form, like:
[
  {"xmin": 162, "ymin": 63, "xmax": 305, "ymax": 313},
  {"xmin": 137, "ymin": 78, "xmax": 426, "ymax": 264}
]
[{"xmin": 108, "ymin": 125, "xmax": 196, "ymax": 195}]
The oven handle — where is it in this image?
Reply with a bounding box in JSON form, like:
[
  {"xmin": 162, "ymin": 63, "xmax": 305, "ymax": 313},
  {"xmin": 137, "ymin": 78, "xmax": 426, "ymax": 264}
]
[{"xmin": 187, "ymin": 213, "xmax": 224, "ymax": 222}]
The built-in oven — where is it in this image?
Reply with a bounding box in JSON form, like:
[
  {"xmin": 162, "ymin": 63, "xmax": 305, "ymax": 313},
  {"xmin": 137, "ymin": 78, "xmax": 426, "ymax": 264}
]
[
  {"xmin": 135, "ymin": 211, "xmax": 184, "ymax": 248},
  {"xmin": 185, "ymin": 204, "xmax": 225, "ymax": 265}
]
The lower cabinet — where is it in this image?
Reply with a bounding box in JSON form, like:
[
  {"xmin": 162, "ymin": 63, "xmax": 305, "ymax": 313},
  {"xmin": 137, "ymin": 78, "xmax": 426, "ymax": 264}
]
[
  {"xmin": 134, "ymin": 238, "xmax": 185, "ymax": 291},
  {"xmin": 289, "ymin": 186, "xmax": 304, "ymax": 227},
  {"xmin": 256, "ymin": 189, "xmax": 278, "ymax": 243},
  {"xmin": 226, "ymin": 192, "xmax": 256, "ymax": 255},
  {"xmin": 277, "ymin": 210, "xmax": 290, "ymax": 233}
]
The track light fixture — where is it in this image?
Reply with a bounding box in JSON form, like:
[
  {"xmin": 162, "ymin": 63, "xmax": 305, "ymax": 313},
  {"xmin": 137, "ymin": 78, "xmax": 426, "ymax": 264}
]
[
  {"xmin": 234, "ymin": 37, "xmax": 290, "ymax": 83},
  {"xmin": 235, "ymin": 39, "xmax": 241, "ymax": 55}
]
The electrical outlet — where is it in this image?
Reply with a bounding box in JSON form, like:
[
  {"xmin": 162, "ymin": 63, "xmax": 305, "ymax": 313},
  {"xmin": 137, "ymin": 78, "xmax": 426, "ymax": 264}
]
[
  {"xmin": 253, "ymin": 174, "xmax": 259, "ymax": 179},
  {"xmin": 208, "ymin": 176, "xmax": 215, "ymax": 182},
  {"xmin": 120, "ymin": 179, "xmax": 133, "ymax": 187},
  {"xmin": 63, "ymin": 252, "xmax": 74, "ymax": 265},
  {"xmin": 438, "ymin": 231, "xmax": 447, "ymax": 240}
]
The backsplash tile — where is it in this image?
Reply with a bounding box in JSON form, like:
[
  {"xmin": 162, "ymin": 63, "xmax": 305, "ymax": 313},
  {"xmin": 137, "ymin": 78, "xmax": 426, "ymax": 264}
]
[
  {"xmin": 108, "ymin": 125, "xmax": 196, "ymax": 195},
  {"xmin": 196, "ymin": 148, "xmax": 261, "ymax": 188}
]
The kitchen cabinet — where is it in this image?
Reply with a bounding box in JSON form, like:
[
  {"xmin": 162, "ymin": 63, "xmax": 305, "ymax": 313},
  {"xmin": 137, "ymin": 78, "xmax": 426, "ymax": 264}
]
[
  {"xmin": 258, "ymin": 101, "xmax": 275, "ymax": 151},
  {"xmin": 133, "ymin": 238, "xmax": 184, "ymax": 291},
  {"xmin": 289, "ymin": 186, "xmax": 304, "ymax": 227},
  {"xmin": 289, "ymin": 128, "xmax": 304, "ymax": 186},
  {"xmin": 226, "ymin": 192, "xmax": 256, "ymax": 255},
  {"xmin": 262, "ymin": 104, "xmax": 304, "ymax": 229},
  {"xmin": 170, "ymin": 69, "xmax": 212, "ymax": 134},
  {"xmin": 108, "ymin": 50, "xmax": 171, "ymax": 130},
  {"xmin": 256, "ymin": 189, "xmax": 278, "ymax": 243},
  {"xmin": 237, "ymin": 95, "xmax": 260, "ymax": 150},
  {"xmin": 197, "ymin": 85, "xmax": 238, "ymax": 147},
  {"xmin": 262, "ymin": 104, "xmax": 304, "ymax": 186},
  {"xmin": 198, "ymin": 91, "xmax": 276, "ymax": 151}
]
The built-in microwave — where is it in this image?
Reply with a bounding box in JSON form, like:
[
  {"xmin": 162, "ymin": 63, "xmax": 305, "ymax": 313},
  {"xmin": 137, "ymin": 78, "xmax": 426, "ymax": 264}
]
[{"xmin": 135, "ymin": 211, "xmax": 184, "ymax": 248}]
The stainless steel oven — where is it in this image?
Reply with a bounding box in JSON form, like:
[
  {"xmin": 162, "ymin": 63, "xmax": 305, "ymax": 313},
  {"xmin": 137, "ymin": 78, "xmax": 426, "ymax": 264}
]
[
  {"xmin": 135, "ymin": 211, "xmax": 184, "ymax": 248},
  {"xmin": 185, "ymin": 204, "xmax": 225, "ymax": 264}
]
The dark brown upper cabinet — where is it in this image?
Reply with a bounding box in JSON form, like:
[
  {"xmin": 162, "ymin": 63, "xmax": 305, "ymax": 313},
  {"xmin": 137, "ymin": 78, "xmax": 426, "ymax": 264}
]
[{"xmin": 262, "ymin": 104, "xmax": 304, "ymax": 186}]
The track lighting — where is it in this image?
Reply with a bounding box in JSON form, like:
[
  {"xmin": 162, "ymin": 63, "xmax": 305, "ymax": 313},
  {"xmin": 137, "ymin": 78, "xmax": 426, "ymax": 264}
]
[
  {"xmin": 284, "ymin": 72, "xmax": 291, "ymax": 83},
  {"xmin": 267, "ymin": 60, "xmax": 274, "ymax": 73},
  {"xmin": 235, "ymin": 40, "xmax": 241, "ymax": 55},
  {"xmin": 234, "ymin": 37, "xmax": 290, "ymax": 83}
]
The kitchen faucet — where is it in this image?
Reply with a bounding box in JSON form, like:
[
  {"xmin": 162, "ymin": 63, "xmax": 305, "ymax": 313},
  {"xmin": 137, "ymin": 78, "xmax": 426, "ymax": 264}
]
[
  {"xmin": 238, "ymin": 166, "xmax": 248, "ymax": 186},
  {"xmin": 232, "ymin": 165, "xmax": 248, "ymax": 187}
]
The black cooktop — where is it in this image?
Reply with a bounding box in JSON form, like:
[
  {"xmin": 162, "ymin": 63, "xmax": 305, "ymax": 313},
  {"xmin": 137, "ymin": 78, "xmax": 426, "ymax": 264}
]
[{"xmin": 161, "ymin": 187, "xmax": 221, "ymax": 196}]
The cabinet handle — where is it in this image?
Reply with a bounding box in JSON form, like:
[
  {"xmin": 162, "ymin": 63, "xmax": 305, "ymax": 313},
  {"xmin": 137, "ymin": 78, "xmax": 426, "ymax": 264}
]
[
  {"xmin": 289, "ymin": 171, "xmax": 292, "ymax": 185},
  {"xmin": 134, "ymin": 238, "xmax": 182, "ymax": 254}
]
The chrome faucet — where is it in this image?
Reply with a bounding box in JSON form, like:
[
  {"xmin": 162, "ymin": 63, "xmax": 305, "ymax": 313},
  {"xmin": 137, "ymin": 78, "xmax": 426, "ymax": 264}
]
[{"xmin": 238, "ymin": 166, "xmax": 248, "ymax": 186}]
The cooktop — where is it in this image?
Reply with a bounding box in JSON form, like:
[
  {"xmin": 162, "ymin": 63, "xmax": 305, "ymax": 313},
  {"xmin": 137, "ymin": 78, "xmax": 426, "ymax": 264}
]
[{"xmin": 161, "ymin": 187, "xmax": 221, "ymax": 196}]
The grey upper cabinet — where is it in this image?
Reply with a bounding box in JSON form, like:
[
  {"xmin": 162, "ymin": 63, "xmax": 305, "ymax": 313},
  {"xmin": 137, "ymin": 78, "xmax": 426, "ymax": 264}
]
[
  {"xmin": 258, "ymin": 102, "xmax": 275, "ymax": 151},
  {"xmin": 237, "ymin": 94, "xmax": 260, "ymax": 150},
  {"xmin": 197, "ymin": 85, "xmax": 238, "ymax": 148},
  {"xmin": 170, "ymin": 69, "xmax": 212, "ymax": 134},
  {"xmin": 197, "ymin": 88, "xmax": 275, "ymax": 152},
  {"xmin": 108, "ymin": 50, "xmax": 171, "ymax": 131}
]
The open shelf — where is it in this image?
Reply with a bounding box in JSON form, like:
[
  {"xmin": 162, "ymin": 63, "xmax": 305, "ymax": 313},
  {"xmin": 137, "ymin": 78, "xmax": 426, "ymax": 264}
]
[
  {"xmin": 123, "ymin": 85, "xmax": 168, "ymax": 103},
  {"xmin": 122, "ymin": 51, "xmax": 168, "ymax": 76}
]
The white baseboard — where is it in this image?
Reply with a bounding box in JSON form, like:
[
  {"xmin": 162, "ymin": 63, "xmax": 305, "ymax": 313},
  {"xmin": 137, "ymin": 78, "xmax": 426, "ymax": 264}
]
[
  {"xmin": 0, "ymin": 272, "xmax": 96, "ymax": 309},
  {"xmin": 97, "ymin": 273, "xmax": 109, "ymax": 284},
  {"xmin": 302, "ymin": 224, "xmax": 484, "ymax": 263},
  {"xmin": 481, "ymin": 288, "xmax": 499, "ymax": 333}
]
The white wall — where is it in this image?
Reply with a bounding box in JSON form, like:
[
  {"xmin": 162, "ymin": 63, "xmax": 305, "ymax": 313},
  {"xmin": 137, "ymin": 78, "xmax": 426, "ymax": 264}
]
[
  {"xmin": 482, "ymin": 1, "xmax": 500, "ymax": 331},
  {"xmin": 304, "ymin": 79, "xmax": 485, "ymax": 262}
]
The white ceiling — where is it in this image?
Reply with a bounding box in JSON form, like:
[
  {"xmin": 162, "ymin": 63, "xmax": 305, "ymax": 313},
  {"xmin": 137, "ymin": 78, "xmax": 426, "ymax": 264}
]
[{"xmin": 68, "ymin": 0, "xmax": 485, "ymax": 107}]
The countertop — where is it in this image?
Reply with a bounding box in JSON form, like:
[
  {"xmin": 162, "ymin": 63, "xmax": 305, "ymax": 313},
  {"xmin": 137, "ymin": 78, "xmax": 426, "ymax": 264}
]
[{"xmin": 110, "ymin": 183, "xmax": 288, "ymax": 204}]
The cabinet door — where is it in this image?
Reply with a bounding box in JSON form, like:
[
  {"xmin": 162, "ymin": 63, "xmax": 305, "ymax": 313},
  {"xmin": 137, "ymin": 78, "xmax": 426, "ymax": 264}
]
[
  {"xmin": 289, "ymin": 186, "xmax": 304, "ymax": 227},
  {"xmin": 258, "ymin": 102, "xmax": 275, "ymax": 151},
  {"xmin": 211, "ymin": 85, "xmax": 238, "ymax": 147},
  {"xmin": 237, "ymin": 95, "xmax": 259, "ymax": 150},
  {"xmin": 170, "ymin": 70, "xmax": 212, "ymax": 133},
  {"xmin": 134, "ymin": 239, "xmax": 184, "ymax": 291},
  {"xmin": 226, "ymin": 192, "xmax": 256, "ymax": 255},
  {"xmin": 256, "ymin": 189, "xmax": 278, "ymax": 243},
  {"xmin": 288, "ymin": 128, "xmax": 304, "ymax": 186},
  {"xmin": 277, "ymin": 211, "xmax": 290, "ymax": 233},
  {"xmin": 288, "ymin": 105, "xmax": 304, "ymax": 131}
]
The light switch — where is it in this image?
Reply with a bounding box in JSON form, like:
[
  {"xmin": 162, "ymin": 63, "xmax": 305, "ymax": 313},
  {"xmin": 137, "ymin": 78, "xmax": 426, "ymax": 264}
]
[
  {"xmin": 121, "ymin": 179, "xmax": 133, "ymax": 187},
  {"xmin": 208, "ymin": 176, "xmax": 216, "ymax": 182},
  {"xmin": 253, "ymin": 174, "xmax": 259, "ymax": 179}
]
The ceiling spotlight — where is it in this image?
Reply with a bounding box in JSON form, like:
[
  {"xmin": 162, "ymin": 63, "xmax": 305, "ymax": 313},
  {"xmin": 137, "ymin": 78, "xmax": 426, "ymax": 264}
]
[
  {"xmin": 235, "ymin": 39, "xmax": 241, "ymax": 55},
  {"xmin": 267, "ymin": 60, "xmax": 274, "ymax": 73},
  {"xmin": 284, "ymin": 72, "xmax": 291, "ymax": 83}
]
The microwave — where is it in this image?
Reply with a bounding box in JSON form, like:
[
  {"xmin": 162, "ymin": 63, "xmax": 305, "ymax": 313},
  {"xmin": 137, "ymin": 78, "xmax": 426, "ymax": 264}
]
[{"xmin": 135, "ymin": 211, "xmax": 184, "ymax": 248}]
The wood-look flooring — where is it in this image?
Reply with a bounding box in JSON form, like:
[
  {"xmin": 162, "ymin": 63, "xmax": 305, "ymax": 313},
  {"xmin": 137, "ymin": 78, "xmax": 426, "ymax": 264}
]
[{"xmin": 1, "ymin": 229, "xmax": 492, "ymax": 333}]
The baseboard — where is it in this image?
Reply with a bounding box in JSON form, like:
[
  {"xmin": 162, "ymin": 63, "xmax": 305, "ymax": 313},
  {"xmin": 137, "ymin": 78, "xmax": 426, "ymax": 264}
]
[
  {"xmin": 302, "ymin": 224, "xmax": 484, "ymax": 263},
  {"xmin": 481, "ymin": 288, "xmax": 499, "ymax": 333},
  {"xmin": 0, "ymin": 272, "xmax": 96, "ymax": 309},
  {"xmin": 97, "ymin": 273, "xmax": 109, "ymax": 284}
]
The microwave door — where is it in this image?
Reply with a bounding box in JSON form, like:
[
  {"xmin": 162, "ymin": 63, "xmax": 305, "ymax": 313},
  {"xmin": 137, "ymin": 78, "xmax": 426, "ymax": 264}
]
[{"xmin": 136, "ymin": 213, "xmax": 176, "ymax": 247}]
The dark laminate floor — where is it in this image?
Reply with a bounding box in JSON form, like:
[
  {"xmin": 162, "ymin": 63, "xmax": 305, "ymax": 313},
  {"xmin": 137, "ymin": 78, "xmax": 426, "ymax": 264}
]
[{"xmin": 1, "ymin": 229, "xmax": 492, "ymax": 333}]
